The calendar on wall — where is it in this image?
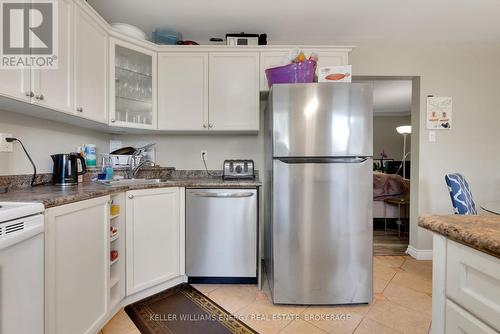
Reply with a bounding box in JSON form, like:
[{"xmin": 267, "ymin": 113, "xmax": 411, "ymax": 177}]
[{"xmin": 427, "ymin": 96, "xmax": 452, "ymax": 130}]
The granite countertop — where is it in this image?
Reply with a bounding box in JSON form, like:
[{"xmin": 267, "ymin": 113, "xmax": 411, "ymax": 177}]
[
  {"xmin": 0, "ymin": 177, "xmax": 261, "ymax": 209},
  {"xmin": 419, "ymin": 215, "xmax": 500, "ymax": 259}
]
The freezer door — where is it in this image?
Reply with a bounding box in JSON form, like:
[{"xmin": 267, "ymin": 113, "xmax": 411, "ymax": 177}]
[
  {"xmin": 272, "ymin": 83, "xmax": 373, "ymax": 157},
  {"xmin": 272, "ymin": 158, "xmax": 373, "ymax": 304}
]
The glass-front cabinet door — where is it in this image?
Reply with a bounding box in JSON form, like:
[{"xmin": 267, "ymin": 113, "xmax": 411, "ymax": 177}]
[{"xmin": 110, "ymin": 39, "xmax": 157, "ymax": 129}]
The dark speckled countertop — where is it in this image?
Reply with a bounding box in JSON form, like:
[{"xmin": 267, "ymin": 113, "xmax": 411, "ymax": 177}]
[
  {"xmin": 419, "ymin": 215, "xmax": 500, "ymax": 259},
  {"xmin": 0, "ymin": 177, "xmax": 261, "ymax": 208}
]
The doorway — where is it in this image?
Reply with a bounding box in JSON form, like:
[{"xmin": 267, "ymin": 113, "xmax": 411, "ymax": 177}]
[{"xmin": 354, "ymin": 77, "xmax": 419, "ymax": 256}]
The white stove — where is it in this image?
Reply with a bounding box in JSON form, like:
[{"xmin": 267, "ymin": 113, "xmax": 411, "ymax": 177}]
[{"xmin": 0, "ymin": 202, "xmax": 45, "ymax": 334}]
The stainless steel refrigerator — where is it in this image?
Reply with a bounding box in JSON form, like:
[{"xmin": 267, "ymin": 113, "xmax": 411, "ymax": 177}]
[{"xmin": 264, "ymin": 82, "xmax": 373, "ymax": 305}]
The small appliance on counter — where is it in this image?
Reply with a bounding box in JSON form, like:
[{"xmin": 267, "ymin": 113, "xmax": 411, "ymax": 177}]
[
  {"xmin": 225, "ymin": 33, "xmax": 267, "ymax": 45},
  {"xmin": 223, "ymin": 160, "xmax": 255, "ymax": 179},
  {"xmin": 51, "ymin": 153, "xmax": 87, "ymax": 186}
]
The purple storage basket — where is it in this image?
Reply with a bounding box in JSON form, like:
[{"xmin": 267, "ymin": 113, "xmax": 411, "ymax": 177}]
[{"xmin": 265, "ymin": 60, "xmax": 317, "ymax": 87}]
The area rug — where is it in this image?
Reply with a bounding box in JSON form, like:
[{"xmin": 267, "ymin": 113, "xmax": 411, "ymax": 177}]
[{"xmin": 124, "ymin": 284, "xmax": 257, "ymax": 334}]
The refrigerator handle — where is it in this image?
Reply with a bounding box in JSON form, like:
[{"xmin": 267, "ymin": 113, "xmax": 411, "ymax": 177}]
[{"xmin": 276, "ymin": 157, "xmax": 371, "ymax": 164}]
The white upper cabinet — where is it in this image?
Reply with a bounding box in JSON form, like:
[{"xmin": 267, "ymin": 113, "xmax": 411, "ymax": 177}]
[
  {"xmin": 74, "ymin": 4, "xmax": 108, "ymax": 123},
  {"xmin": 209, "ymin": 52, "xmax": 260, "ymax": 131},
  {"xmin": 302, "ymin": 49, "xmax": 349, "ymax": 69},
  {"xmin": 0, "ymin": 69, "xmax": 31, "ymax": 102},
  {"xmin": 158, "ymin": 52, "xmax": 208, "ymax": 131},
  {"xmin": 109, "ymin": 38, "xmax": 157, "ymax": 129},
  {"xmin": 32, "ymin": 0, "xmax": 74, "ymax": 113},
  {"xmin": 259, "ymin": 51, "xmax": 288, "ymax": 91}
]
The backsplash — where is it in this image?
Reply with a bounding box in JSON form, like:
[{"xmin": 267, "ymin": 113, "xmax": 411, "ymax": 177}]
[{"xmin": 0, "ymin": 168, "xmax": 242, "ymax": 191}]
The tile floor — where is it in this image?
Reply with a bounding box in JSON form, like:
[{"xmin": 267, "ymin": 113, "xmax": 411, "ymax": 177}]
[{"xmin": 101, "ymin": 255, "xmax": 432, "ymax": 334}]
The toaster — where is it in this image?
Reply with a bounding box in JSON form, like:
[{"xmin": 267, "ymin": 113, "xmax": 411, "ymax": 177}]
[{"xmin": 223, "ymin": 160, "xmax": 255, "ymax": 179}]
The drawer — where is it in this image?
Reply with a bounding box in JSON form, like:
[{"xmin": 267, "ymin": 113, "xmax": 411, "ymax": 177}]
[
  {"xmin": 446, "ymin": 299, "xmax": 497, "ymax": 334},
  {"xmin": 446, "ymin": 240, "xmax": 500, "ymax": 331}
]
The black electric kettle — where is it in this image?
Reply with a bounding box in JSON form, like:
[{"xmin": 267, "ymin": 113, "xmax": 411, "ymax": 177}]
[{"xmin": 51, "ymin": 153, "xmax": 87, "ymax": 186}]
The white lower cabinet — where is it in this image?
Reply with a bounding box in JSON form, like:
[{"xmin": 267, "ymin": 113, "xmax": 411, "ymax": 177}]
[
  {"xmin": 45, "ymin": 196, "xmax": 110, "ymax": 334},
  {"xmin": 432, "ymin": 234, "xmax": 500, "ymax": 334},
  {"xmin": 126, "ymin": 187, "xmax": 184, "ymax": 295},
  {"xmin": 446, "ymin": 300, "xmax": 497, "ymax": 334}
]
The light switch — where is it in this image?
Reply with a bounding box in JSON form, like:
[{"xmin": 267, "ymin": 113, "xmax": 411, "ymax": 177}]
[{"xmin": 429, "ymin": 131, "xmax": 436, "ymax": 142}]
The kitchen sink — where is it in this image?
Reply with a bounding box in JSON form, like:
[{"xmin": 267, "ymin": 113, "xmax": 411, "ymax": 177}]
[{"xmin": 101, "ymin": 178, "xmax": 171, "ymax": 186}]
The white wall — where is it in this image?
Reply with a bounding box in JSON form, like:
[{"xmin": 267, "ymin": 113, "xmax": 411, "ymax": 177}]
[
  {"xmin": 351, "ymin": 44, "xmax": 500, "ymax": 250},
  {"xmin": 0, "ymin": 110, "xmax": 109, "ymax": 174}
]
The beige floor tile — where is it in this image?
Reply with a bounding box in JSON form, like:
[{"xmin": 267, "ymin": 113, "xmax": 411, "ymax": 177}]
[
  {"xmin": 124, "ymin": 329, "xmax": 141, "ymax": 334},
  {"xmin": 374, "ymin": 263, "xmax": 398, "ymax": 293},
  {"xmin": 191, "ymin": 283, "xmax": 226, "ymax": 295},
  {"xmin": 391, "ymin": 270, "xmax": 432, "ymax": 295},
  {"xmin": 102, "ymin": 309, "xmax": 138, "ymax": 334},
  {"xmin": 383, "ymin": 281, "xmax": 432, "ymax": 318},
  {"xmin": 301, "ymin": 304, "xmax": 371, "ymax": 334},
  {"xmin": 401, "ymin": 259, "xmax": 433, "ymax": 282},
  {"xmin": 207, "ymin": 285, "xmax": 259, "ymax": 313},
  {"xmin": 365, "ymin": 300, "xmax": 431, "ymax": 334},
  {"xmin": 279, "ymin": 319, "xmax": 328, "ymax": 334},
  {"xmin": 354, "ymin": 318, "xmax": 402, "ymax": 334},
  {"xmin": 235, "ymin": 298, "xmax": 307, "ymax": 334},
  {"xmin": 374, "ymin": 256, "xmax": 406, "ymax": 269}
]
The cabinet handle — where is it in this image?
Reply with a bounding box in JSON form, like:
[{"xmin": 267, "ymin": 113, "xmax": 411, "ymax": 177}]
[
  {"xmin": 203, "ymin": 124, "xmax": 207, "ymax": 128},
  {"xmin": 128, "ymin": 194, "xmax": 134, "ymax": 199},
  {"xmin": 76, "ymin": 107, "xmax": 83, "ymax": 112},
  {"xmin": 111, "ymin": 119, "xmax": 116, "ymax": 123},
  {"xmin": 208, "ymin": 123, "xmax": 213, "ymax": 128},
  {"xmin": 35, "ymin": 94, "xmax": 44, "ymax": 100},
  {"xmin": 25, "ymin": 91, "xmax": 34, "ymax": 97}
]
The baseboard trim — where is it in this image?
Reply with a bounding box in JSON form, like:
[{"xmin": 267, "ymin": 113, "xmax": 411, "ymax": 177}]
[{"xmin": 406, "ymin": 246, "xmax": 433, "ymax": 260}]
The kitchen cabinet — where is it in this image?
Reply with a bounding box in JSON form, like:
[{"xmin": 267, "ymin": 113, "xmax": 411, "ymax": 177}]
[
  {"xmin": 109, "ymin": 38, "xmax": 157, "ymax": 129},
  {"xmin": 209, "ymin": 52, "xmax": 260, "ymax": 131},
  {"xmin": 302, "ymin": 49, "xmax": 349, "ymax": 69},
  {"xmin": 45, "ymin": 196, "xmax": 110, "ymax": 334},
  {"xmin": 158, "ymin": 52, "xmax": 208, "ymax": 131},
  {"xmin": 0, "ymin": 69, "xmax": 31, "ymax": 102},
  {"xmin": 259, "ymin": 51, "xmax": 288, "ymax": 91},
  {"xmin": 74, "ymin": 4, "xmax": 108, "ymax": 123},
  {"xmin": 32, "ymin": 0, "xmax": 74, "ymax": 113},
  {"xmin": 126, "ymin": 187, "xmax": 184, "ymax": 295},
  {"xmin": 432, "ymin": 234, "xmax": 500, "ymax": 334},
  {"xmin": 260, "ymin": 49, "xmax": 349, "ymax": 91}
]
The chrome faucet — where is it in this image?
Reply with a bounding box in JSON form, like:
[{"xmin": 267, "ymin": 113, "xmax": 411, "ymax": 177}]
[
  {"xmin": 126, "ymin": 143, "xmax": 157, "ymax": 179},
  {"xmin": 129, "ymin": 158, "xmax": 155, "ymax": 179}
]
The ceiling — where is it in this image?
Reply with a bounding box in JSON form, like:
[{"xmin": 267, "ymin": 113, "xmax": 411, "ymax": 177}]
[
  {"xmin": 87, "ymin": 0, "xmax": 500, "ymax": 44},
  {"xmin": 356, "ymin": 80, "xmax": 413, "ymax": 116}
]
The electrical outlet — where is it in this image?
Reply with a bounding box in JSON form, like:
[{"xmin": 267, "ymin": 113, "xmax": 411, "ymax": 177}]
[
  {"xmin": 0, "ymin": 133, "xmax": 13, "ymax": 152},
  {"xmin": 200, "ymin": 150, "xmax": 208, "ymax": 161}
]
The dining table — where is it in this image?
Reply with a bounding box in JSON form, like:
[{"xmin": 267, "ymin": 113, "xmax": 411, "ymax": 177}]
[{"xmin": 480, "ymin": 201, "xmax": 500, "ymax": 215}]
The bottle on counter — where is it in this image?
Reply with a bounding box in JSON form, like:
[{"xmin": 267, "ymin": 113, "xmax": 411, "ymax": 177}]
[{"xmin": 84, "ymin": 144, "xmax": 97, "ymax": 167}]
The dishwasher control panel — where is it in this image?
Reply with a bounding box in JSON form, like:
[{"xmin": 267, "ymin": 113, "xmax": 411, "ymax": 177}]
[{"xmin": 223, "ymin": 160, "xmax": 255, "ymax": 179}]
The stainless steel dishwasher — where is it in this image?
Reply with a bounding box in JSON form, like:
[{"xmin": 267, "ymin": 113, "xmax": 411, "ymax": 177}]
[{"xmin": 186, "ymin": 188, "xmax": 257, "ymax": 284}]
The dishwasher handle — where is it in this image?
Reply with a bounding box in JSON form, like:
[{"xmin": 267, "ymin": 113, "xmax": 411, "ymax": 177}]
[{"xmin": 190, "ymin": 191, "xmax": 254, "ymax": 198}]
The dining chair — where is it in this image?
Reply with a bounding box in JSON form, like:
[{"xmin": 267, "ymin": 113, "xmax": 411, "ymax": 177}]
[{"xmin": 445, "ymin": 173, "xmax": 477, "ymax": 215}]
